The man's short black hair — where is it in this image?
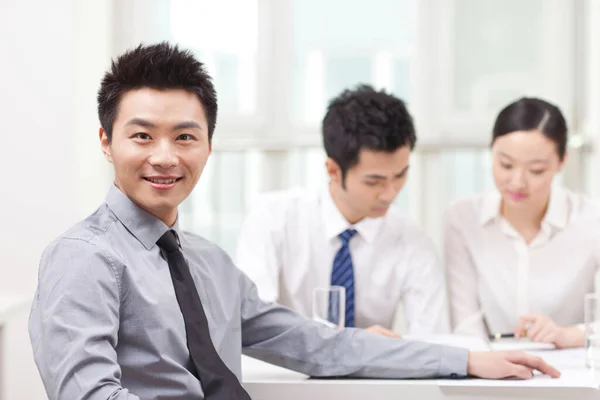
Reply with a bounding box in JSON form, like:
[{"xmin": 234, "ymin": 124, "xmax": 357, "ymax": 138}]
[
  {"xmin": 97, "ymin": 42, "xmax": 218, "ymax": 142},
  {"xmin": 322, "ymin": 84, "xmax": 416, "ymax": 185}
]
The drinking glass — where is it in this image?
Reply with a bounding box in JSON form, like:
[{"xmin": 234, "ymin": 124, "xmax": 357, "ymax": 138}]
[
  {"xmin": 585, "ymin": 293, "xmax": 600, "ymax": 368},
  {"xmin": 312, "ymin": 286, "xmax": 345, "ymax": 328}
]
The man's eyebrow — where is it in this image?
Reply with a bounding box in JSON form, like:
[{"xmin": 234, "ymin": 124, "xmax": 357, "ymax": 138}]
[
  {"xmin": 396, "ymin": 165, "xmax": 409, "ymax": 176},
  {"xmin": 125, "ymin": 118, "xmax": 156, "ymax": 128},
  {"xmin": 362, "ymin": 166, "xmax": 409, "ymax": 180},
  {"xmin": 172, "ymin": 121, "xmax": 202, "ymax": 130},
  {"xmin": 362, "ymin": 174, "xmax": 387, "ymax": 180},
  {"xmin": 124, "ymin": 118, "xmax": 203, "ymax": 131}
]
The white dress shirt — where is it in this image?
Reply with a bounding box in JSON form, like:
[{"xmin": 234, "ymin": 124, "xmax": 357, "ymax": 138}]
[
  {"xmin": 444, "ymin": 186, "xmax": 600, "ymax": 337},
  {"xmin": 235, "ymin": 187, "xmax": 449, "ymax": 334}
]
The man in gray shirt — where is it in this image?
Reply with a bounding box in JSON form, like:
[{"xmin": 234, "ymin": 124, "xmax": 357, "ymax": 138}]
[{"xmin": 29, "ymin": 42, "xmax": 559, "ymax": 400}]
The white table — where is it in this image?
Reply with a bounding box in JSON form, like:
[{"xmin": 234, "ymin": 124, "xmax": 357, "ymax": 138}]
[{"xmin": 242, "ymin": 349, "xmax": 600, "ymax": 400}]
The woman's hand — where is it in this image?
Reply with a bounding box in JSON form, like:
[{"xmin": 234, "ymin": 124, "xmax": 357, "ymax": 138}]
[{"xmin": 515, "ymin": 314, "xmax": 584, "ymax": 349}]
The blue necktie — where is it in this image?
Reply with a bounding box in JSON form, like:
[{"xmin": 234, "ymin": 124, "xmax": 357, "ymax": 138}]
[{"xmin": 330, "ymin": 228, "xmax": 357, "ymax": 328}]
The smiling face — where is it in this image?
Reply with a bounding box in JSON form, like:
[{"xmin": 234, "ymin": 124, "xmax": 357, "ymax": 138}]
[
  {"xmin": 491, "ymin": 129, "xmax": 565, "ymax": 213},
  {"xmin": 327, "ymin": 146, "xmax": 410, "ymax": 224},
  {"xmin": 100, "ymin": 88, "xmax": 211, "ymax": 226}
]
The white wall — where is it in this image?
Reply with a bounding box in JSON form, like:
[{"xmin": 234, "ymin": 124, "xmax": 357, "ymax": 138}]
[
  {"xmin": 0, "ymin": 0, "xmax": 75, "ymax": 296},
  {"xmin": 0, "ymin": 0, "xmax": 112, "ymax": 296},
  {"xmin": 0, "ymin": 1, "xmax": 113, "ymax": 399}
]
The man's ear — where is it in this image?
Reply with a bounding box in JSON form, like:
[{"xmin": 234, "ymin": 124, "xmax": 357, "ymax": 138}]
[
  {"xmin": 325, "ymin": 158, "xmax": 342, "ymax": 184},
  {"xmin": 99, "ymin": 128, "xmax": 113, "ymax": 164}
]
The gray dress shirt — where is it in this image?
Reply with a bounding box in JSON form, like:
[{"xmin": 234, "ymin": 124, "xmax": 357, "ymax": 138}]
[{"xmin": 29, "ymin": 186, "xmax": 468, "ymax": 400}]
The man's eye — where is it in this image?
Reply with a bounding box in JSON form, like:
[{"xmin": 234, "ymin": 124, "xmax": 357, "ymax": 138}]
[
  {"xmin": 177, "ymin": 134, "xmax": 196, "ymax": 141},
  {"xmin": 134, "ymin": 133, "xmax": 151, "ymax": 140}
]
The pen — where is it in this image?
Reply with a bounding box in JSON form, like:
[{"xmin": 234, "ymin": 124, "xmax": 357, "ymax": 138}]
[
  {"xmin": 489, "ymin": 332, "xmax": 516, "ymax": 340},
  {"xmin": 490, "ymin": 323, "xmax": 532, "ymax": 340}
]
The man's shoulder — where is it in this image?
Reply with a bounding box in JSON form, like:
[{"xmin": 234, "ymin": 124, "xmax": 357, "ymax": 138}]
[
  {"xmin": 65, "ymin": 205, "xmax": 116, "ymax": 241},
  {"xmin": 378, "ymin": 209, "xmax": 438, "ymax": 253},
  {"xmin": 38, "ymin": 205, "xmax": 124, "ymax": 287},
  {"xmin": 383, "ymin": 208, "xmax": 428, "ymax": 237},
  {"xmin": 42, "ymin": 204, "xmax": 118, "ymax": 259}
]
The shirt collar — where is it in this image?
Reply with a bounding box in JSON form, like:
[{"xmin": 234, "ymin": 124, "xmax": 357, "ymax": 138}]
[
  {"xmin": 105, "ymin": 185, "xmax": 180, "ymax": 250},
  {"xmin": 542, "ymin": 185, "xmax": 569, "ymax": 230},
  {"xmin": 320, "ymin": 187, "xmax": 384, "ymax": 244},
  {"xmin": 478, "ymin": 185, "xmax": 569, "ymax": 230},
  {"xmin": 479, "ymin": 191, "xmax": 502, "ymax": 226}
]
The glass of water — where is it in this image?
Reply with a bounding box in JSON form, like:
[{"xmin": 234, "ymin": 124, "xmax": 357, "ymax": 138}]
[
  {"xmin": 585, "ymin": 293, "xmax": 600, "ymax": 368},
  {"xmin": 312, "ymin": 286, "xmax": 345, "ymax": 329}
]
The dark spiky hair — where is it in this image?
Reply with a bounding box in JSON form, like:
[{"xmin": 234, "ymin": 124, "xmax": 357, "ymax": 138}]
[
  {"xmin": 322, "ymin": 84, "xmax": 416, "ymax": 186},
  {"xmin": 97, "ymin": 42, "xmax": 218, "ymax": 142}
]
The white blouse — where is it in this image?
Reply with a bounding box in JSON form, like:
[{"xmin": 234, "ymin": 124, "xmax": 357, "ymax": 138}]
[{"xmin": 444, "ymin": 186, "xmax": 600, "ymax": 337}]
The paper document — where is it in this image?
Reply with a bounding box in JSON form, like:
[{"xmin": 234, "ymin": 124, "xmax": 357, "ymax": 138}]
[
  {"xmin": 404, "ymin": 334, "xmax": 555, "ymax": 352},
  {"xmin": 403, "ymin": 334, "xmax": 489, "ymax": 351},
  {"xmin": 489, "ymin": 338, "xmax": 555, "ymax": 351}
]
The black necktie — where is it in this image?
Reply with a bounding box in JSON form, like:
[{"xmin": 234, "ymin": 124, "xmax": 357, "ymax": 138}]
[{"xmin": 157, "ymin": 230, "xmax": 251, "ymax": 399}]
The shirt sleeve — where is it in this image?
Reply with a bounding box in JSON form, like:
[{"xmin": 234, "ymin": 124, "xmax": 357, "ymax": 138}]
[
  {"xmin": 235, "ymin": 194, "xmax": 285, "ymax": 302},
  {"xmin": 238, "ymin": 268, "xmax": 469, "ymax": 379},
  {"xmin": 28, "ymin": 238, "xmax": 140, "ymax": 400},
  {"xmin": 444, "ymin": 208, "xmax": 487, "ymax": 337},
  {"xmin": 400, "ymin": 227, "xmax": 450, "ymax": 334}
]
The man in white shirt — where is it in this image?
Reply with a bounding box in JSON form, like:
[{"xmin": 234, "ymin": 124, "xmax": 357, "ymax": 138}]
[{"xmin": 236, "ymin": 84, "xmax": 449, "ymax": 336}]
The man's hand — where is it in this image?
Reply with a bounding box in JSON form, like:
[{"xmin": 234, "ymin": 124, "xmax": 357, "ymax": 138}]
[
  {"xmin": 365, "ymin": 325, "xmax": 401, "ymax": 338},
  {"xmin": 467, "ymin": 351, "xmax": 561, "ymax": 379},
  {"xmin": 515, "ymin": 314, "xmax": 584, "ymax": 349}
]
